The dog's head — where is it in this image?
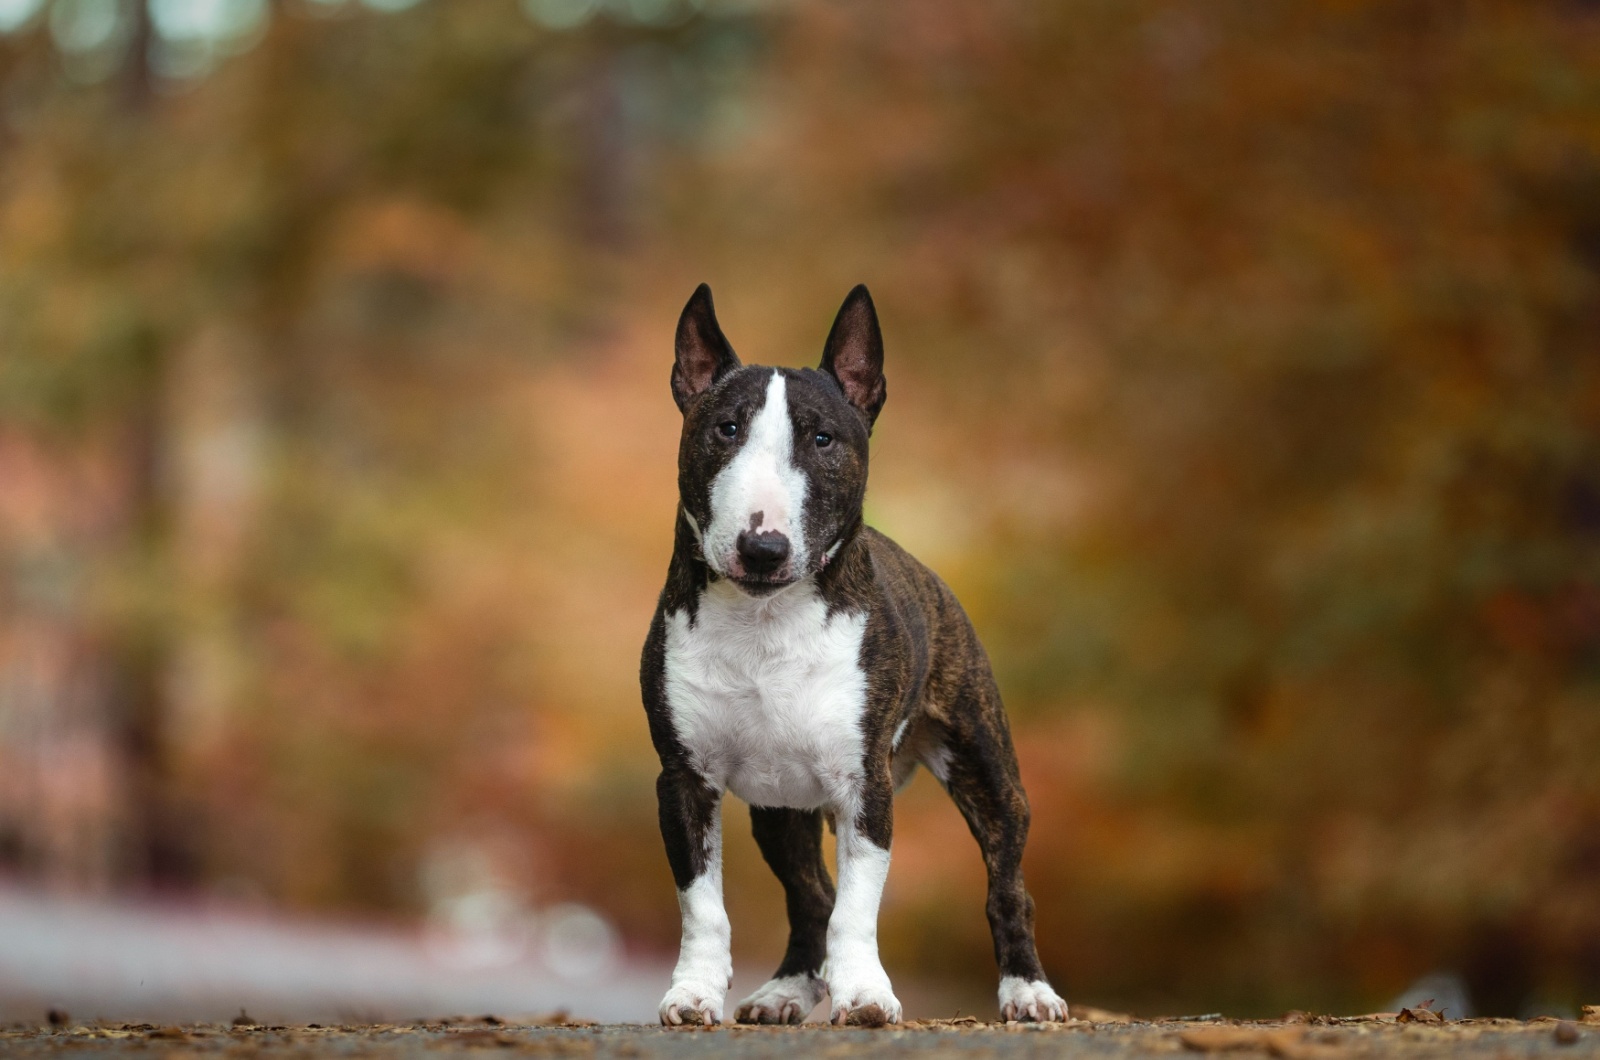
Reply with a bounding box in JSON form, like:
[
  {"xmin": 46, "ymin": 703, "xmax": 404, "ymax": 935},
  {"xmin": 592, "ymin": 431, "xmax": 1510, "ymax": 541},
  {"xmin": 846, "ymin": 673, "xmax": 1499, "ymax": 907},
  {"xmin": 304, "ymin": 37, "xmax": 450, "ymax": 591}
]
[{"xmin": 670, "ymin": 284, "xmax": 886, "ymax": 597}]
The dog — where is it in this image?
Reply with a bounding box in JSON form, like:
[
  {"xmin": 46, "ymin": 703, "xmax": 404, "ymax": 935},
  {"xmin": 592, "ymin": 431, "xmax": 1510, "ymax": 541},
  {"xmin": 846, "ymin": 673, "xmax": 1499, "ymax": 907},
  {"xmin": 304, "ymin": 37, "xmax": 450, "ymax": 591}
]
[{"xmin": 639, "ymin": 284, "xmax": 1066, "ymax": 1026}]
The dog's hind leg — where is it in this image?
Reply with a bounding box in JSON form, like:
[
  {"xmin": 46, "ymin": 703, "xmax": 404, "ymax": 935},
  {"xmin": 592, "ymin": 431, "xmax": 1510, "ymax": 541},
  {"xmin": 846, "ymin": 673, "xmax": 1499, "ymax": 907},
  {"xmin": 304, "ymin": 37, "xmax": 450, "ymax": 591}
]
[
  {"xmin": 932, "ymin": 681, "xmax": 1068, "ymax": 1022},
  {"xmin": 734, "ymin": 807, "xmax": 833, "ymax": 1024}
]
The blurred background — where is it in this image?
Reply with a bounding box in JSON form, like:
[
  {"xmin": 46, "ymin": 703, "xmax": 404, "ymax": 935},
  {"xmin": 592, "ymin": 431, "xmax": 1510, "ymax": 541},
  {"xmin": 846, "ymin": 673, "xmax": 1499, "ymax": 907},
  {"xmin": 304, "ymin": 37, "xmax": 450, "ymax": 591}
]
[{"xmin": 2, "ymin": 0, "xmax": 1599, "ymax": 1025}]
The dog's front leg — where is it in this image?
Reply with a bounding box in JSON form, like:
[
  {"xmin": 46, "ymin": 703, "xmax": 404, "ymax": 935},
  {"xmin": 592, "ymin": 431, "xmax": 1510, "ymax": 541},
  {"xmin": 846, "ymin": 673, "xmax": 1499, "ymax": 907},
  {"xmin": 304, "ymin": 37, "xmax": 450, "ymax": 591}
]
[
  {"xmin": 825, "ymin": 782, "xmax": 902, "ymax": 1025},
  {"xmin": 656, "ymin": 768, "xmax": 730, "ymax": 1025}
]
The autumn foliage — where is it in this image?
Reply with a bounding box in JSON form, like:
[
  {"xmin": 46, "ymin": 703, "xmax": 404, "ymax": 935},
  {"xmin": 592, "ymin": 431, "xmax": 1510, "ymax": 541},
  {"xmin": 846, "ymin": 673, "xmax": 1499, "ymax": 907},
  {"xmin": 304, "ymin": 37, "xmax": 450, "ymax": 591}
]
[{"xmin": 1, "ymin": 0, "xmax": 1599, "ymax": 1018}]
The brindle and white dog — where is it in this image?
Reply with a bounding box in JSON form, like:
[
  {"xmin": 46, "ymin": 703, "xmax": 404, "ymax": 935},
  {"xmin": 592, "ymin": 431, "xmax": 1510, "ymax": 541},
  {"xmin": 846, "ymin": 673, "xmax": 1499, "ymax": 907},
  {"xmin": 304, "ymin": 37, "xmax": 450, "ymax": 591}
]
[{"xmin": 640, "ymin": 284, "xmax": 1066, "ymax": 1026}]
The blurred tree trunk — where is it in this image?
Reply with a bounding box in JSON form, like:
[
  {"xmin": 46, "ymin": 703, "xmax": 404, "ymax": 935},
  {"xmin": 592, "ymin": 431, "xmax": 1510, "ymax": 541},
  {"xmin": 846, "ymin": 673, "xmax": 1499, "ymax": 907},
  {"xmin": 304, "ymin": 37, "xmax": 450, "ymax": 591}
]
[
  {"xmin": 576, "ymin": 45, "xmax": 629, "ymax": 250},
  {"xmin": 110, "ymin": 332, "xmax": 195, "ymax": 887},
  {"xmin": 107, "ymin": 0, "xmax": 196, "ymax": 888},
  {"xmin": 120, "ymin": 0, "xmax": 152, "ymax": 112}
]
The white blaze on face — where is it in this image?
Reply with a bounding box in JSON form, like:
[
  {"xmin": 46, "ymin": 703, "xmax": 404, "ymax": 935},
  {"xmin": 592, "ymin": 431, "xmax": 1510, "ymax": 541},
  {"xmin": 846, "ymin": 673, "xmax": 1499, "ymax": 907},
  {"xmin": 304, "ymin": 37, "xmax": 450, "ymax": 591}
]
[{"xmin": 705, "ymin": 371, "xmax": 808, "ymax": 578}]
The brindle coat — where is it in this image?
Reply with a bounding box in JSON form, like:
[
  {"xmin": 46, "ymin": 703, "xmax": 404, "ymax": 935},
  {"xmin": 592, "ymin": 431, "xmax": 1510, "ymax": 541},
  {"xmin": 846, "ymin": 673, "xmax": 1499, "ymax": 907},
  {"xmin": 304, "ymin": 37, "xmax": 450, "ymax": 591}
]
[{"xmin": 639, "ymin": 285, "xmax": 1059, "ymax": 1024}]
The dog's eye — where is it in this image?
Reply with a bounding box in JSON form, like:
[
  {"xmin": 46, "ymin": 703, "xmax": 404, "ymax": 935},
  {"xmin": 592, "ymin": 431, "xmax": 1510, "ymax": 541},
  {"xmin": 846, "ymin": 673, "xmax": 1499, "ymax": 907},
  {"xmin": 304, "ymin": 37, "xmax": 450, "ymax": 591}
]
[
  {"xmin": 717, "ymin": 421, "xmax": 738, "ymax": 439},
  {"xmin": 815, "ymin": 431, "xmax": 832, "ymax": 449}
]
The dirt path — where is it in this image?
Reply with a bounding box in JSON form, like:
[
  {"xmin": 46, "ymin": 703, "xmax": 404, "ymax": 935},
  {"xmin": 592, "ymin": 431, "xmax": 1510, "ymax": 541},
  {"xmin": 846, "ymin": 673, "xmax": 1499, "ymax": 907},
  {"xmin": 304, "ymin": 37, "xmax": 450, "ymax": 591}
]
[{"xmin": 5, "ymin": 1015, "xmax": 1598, "ymax": 1059}]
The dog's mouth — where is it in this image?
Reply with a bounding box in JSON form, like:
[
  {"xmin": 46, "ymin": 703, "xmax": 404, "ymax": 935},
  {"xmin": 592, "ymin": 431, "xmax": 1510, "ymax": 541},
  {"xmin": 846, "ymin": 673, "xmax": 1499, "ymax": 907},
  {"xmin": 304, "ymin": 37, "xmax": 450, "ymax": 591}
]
[{"xmin": 728, "ymin": 571, "xmax": 798, "ymax": 595}]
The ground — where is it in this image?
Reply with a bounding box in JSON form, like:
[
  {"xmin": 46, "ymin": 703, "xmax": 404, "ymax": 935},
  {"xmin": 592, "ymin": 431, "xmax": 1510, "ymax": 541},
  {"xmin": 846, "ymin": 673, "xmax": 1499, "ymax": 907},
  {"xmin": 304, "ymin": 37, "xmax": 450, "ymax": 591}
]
[{"xmin": 5, "ymin": 1014, "xmax": 1600, "ymax": 1059}]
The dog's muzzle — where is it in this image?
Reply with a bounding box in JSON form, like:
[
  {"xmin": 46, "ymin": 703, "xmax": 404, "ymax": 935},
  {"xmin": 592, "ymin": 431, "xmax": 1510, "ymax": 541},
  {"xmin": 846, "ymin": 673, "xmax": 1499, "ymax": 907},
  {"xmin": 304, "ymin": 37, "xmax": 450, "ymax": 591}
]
[{"xmin": 736, "ymin": 529, "xmax": 791, "ymax": 579}]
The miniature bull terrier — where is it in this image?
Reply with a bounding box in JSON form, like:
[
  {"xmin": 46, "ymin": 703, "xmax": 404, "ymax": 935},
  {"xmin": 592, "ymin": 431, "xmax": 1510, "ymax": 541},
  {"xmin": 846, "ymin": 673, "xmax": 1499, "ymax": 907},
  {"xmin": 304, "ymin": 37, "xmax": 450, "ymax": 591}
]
[{"xmin": 640, "ymin": 284, "xmax": 1066, "ymax": 1026}]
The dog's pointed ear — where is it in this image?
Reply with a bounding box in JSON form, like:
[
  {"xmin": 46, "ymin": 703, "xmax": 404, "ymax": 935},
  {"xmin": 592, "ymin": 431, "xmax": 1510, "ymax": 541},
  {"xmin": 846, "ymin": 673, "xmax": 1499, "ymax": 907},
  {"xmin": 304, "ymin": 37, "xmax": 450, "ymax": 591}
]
[
  {"xmin": 672, "ymin": 284, "xmax": 740, "ymax": 413},
  {"xmin": 820, "ymin": 284, "xmax": 886, "ymax": 430}
]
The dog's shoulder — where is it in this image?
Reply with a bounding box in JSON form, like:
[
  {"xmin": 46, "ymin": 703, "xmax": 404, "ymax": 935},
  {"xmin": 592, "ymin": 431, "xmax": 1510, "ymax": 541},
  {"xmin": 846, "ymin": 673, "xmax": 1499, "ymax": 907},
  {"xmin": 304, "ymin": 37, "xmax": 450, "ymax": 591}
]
[
  {"xmin": 844, "ymin": 526, "xmax": 992, "ymax": 707},
  {"xmin": 846, "ymin": 526, "xmax": 963, "ymax": 624}
]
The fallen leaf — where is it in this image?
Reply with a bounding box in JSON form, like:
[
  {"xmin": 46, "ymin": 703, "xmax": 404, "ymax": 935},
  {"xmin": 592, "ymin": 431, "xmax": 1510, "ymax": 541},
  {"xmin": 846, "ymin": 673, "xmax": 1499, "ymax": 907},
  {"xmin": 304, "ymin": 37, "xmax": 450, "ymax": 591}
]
[
  {"xmin": 1074, "ymin": 1006, "xmax": 1133, "ymax": 1024},
  {"xmin": 529, "ymin": 1012, "xmax": 569, "ymax": 1026},
  {"xmin": 527, "ymin": 1012, "xmax": 596, "ymax": 1028},
  {"xmin": 914, "ymin": 1016, "xmax": 981, "ymax": 1029}
]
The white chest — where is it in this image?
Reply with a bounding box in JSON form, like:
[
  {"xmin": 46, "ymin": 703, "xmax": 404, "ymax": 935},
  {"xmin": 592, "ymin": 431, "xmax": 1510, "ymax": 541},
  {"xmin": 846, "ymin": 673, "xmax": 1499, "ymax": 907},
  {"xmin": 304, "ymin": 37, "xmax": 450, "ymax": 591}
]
[{"xmin": 663, "ymin": 581, "xmax": 869, "ymax": 810}]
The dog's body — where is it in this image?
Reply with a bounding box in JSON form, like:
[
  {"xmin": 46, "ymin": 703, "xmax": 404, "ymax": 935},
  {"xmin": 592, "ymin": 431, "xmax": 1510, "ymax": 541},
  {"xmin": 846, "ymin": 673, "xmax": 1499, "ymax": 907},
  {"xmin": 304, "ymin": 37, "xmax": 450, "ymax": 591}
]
[{"xmin": 640, "ymin": 285, "xmax": 1065, "ymax": 1026}]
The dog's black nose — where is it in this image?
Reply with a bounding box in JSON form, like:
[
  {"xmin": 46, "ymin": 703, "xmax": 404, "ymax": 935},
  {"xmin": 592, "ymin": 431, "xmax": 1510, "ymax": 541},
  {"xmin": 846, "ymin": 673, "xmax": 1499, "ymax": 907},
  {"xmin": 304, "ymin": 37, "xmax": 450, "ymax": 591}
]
[{"xmin": 736, "ymin": 530, "xmax": 791, "ymax": 574}]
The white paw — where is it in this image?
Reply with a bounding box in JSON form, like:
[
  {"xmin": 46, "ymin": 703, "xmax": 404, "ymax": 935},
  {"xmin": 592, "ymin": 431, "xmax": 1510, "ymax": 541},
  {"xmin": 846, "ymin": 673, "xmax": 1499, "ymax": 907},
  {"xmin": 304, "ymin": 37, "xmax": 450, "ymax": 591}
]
[
  {"xmin": 659, "ymin": 980, "xmax": 727, "ymax": 1026},
  {"xmin": 735, "ymin": 973, "xmax": 827, "ymax": 1024},
  {"xmin": 827, "ymin": 958, "xmax": 902, "ymax": 1026},
  {"xmin": 998, "ymin": 976, "xmax": 1067, "ymax": 1022}
]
